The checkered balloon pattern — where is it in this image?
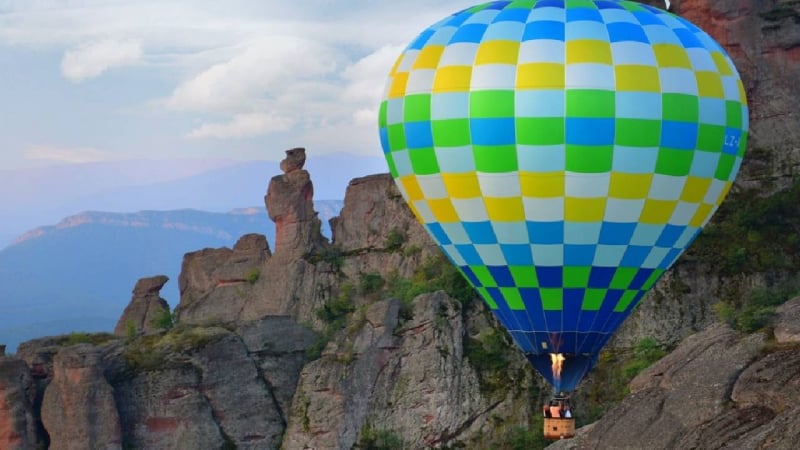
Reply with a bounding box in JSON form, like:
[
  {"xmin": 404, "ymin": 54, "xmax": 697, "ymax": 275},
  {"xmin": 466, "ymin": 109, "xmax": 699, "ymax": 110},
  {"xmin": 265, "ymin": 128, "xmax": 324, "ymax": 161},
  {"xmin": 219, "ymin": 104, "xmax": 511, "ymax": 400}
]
[{"xmin": 378, "ymin": 0, "xmax": 747, "ymax": 392}]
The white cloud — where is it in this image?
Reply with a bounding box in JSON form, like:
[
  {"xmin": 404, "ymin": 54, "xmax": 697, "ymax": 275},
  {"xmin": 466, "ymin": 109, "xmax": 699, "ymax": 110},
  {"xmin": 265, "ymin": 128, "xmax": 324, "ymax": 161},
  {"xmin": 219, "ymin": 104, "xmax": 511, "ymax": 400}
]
[
  {"xmin": 166, "ymin": 36, "xmax": 340, "ymax": 113},
  {"xmin": 188, "ymin": 113, "xmax": 294, "ymax": 139},
  {"xmin": 61, "ymin": 39, "xmax": 142, "ymax": 81},
  {"xmin": 24, "ymin": 145, "xmax": 117, "ymax": 163}
]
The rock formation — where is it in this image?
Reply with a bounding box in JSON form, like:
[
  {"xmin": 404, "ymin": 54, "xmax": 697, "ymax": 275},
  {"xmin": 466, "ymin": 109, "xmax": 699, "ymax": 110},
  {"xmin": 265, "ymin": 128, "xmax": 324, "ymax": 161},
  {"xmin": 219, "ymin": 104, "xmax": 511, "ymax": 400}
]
[
  {"xmin": 0, "ymin": 357, "xmax": 37, "ymax": 449},
  {"xmin": 41, "ymin": 344, "xmax": 121, "ymax": 450},
  {"xmin": 113, "ymin": 275, "xmax": 171, "ymax": 336}
]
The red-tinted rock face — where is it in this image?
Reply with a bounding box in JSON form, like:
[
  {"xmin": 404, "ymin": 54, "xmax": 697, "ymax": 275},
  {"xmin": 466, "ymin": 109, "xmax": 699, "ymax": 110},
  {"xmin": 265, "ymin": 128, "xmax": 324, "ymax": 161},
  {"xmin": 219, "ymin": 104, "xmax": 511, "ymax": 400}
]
[{"xmin": 0, "ymin": 358, "xmax": 37, "ymax": 449}]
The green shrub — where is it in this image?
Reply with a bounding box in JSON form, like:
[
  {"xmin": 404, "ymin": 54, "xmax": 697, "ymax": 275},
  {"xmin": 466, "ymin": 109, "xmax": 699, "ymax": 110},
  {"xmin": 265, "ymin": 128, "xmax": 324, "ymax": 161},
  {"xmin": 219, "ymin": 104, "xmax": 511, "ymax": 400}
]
[
  {"xmin": 464, "ymin": 329, "xmax": 514, "ymax": 394},
  {"xmin": 385, "ymin": 228, "xmax": 406, "ymax": 251},
  {"xmin": 359, "ymin": 272, "xmax": 385, "ymax": 295},
  {"xmin": 245, "ymin": 268, "xmax": 261, "ymax": 284},
  {"xmin": 151, "ymin": 309, "xmax": 175, "ymax": 330},
  {"xmin": 59, "ymin": 332, "xmax": 116, "ymax": 347},
  {"xmin": 316, "ymin": 284, "xmax": 356, "ymax": 324},
  {"xmin": 714, "ymin": 283, "xmax": 800, "ymax": 332},
  {"xmin": 357, "ymin": 424, "xmax": 405, "ymax": 450}
]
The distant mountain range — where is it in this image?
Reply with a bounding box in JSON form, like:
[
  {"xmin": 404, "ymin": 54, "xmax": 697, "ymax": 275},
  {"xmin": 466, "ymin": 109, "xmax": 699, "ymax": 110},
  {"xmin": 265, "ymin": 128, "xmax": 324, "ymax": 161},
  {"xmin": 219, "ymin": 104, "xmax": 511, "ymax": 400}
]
[
  {"xmin": 0, "ymin": 202, "xmax": 343, "ymax": 352},
  {"xmin": 0, "ymin": 154, "xmax": 386, "ymax": 248}
]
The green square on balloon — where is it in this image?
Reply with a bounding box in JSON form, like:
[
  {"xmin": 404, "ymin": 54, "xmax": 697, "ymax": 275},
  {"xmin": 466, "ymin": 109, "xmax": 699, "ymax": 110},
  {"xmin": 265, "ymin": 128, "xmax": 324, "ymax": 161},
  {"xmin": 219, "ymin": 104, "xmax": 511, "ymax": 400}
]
[
  {"xmin": 662, "ymin": 93, "xmax": 699, "ymax": 123},
  {"xmin": 715, "ymin": 153, "xmax": 736, "ymax": 180},
  {"xmin": 471, "ymin": 90, "xmax": 514, "ymax": 118},
  {"xmin": 500, "ymin": 287, "xmax": 526, "ymax": 310},
  {"xmin": 616, "ymin": 119, "xmax": 661, "ymax": 147},
  {"xmin": 409, "ymin": 148, "xmax": 440, "ymax": 175},
  {"xmin": 540, "ymin": 288, "xmax": 563, "ymax": 311},
  {"xmin": 565, "ymin": 145, "xmax": 613, "ymax": 173},
  {"xmin": 471, "ymin": 265, "xmax": 497, "ymax": 287},
  {"xmin": 475, "ymin": 287, "xmax": 498, "ymax": 309},
  {"xmin": 387, "ymin": 123, "xmax": 407, "ymax": 150},
  {"xmin": 610, "ymin": 267, "xmax": 637, "ymax": 290},
  {"xmin": 379, "ymin": 101, "xmax": 388, "ymax": 128},
  {"xmin": 516, "ymin": 117, "xmax": 565, "ymax": 145},
  {"xmin": 404, "ymin": 94, "xmax": 431, "ymax": 122},
  {"xmin": 474, "ymin": 145, "xmax": 518, "ymax": 172},
  {"xmin": 697, "ymin": 124, "xmax": 725, "ymax": 152},
  {"xmin": 614, "ymin": 290, "xmax": 639, "ymax": 312},
  {"xmin": 432, "ymin": 119, "xmax": 471, "ymax": 147},
  {"xmin": 566, "ymin": 0, "xmax": 599, "ymax": 8},
  {"xmin": 655, "ymin": 148, "xmax": 693, "ymax": 176},
  {"xmin": 581, "ymin": 288, "xmax": 606, "ymax": 311},
  {"xmin": 726, "ymin": 101, "xmax": 743, "ymax": 129},
  {"xmin": 510, "ymin": 266, "xmax": 539, "ymax": 287},
  {"xmin": 386, "ymin": 153, "xmax": 399, "ymax": 177},
  {"xmin": 642, "ymin": 269, "xmax": 664, "ymax": 290},
  {"xmin": 567, "ymin": 90, "xmax": 615, "ymax": 118},
  {"xmin": 564, "ymin": 266, "xmax": 591, "ymax": 288}
]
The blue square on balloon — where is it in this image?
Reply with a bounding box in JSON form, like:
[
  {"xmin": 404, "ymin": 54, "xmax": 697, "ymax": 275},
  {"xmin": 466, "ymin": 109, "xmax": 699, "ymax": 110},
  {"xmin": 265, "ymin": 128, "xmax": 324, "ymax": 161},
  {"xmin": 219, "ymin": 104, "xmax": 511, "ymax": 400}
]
[
  {"xmin": 632, "ymin": 10, "xmax": 663, "ymax": 26},
  {"xmin": 527, "ymin": 221, "xmax": 563, "ymax": 244},
  {"xmin": 426, "ymin": 223, "xmax": 451, "ymax": 245},
  {"xmin": 463, "ymin": 221, "xmax": 498, "ymax": 245},
  {"xmin": 488, "ymin": 266, "xmax": 516, "ymax": 287},
  {"xmin": 522, "ymin": 20, "xmax": 565, "ymax": 41},
  {"xmin": 450, "ymin": 23, "xmax": 489, "ymax": 43},
  {"xmin": 722, "ymin": 128, "xmax": 742, "ymax": 155},
  {"xmin": 535, "ymin": 0, "xmax": 565, "ymax": 8},
  {"xmin": 379, "ymin": 128, "xmax": 390, "ymax": 153},
  {"xmin": 588, "ymin": 266, "xmax": 616, "ymax": 288},
  {"xmin": 404, "ymin": 122, "xmax": 433, "ymax": 149},
  {"xmin": 501, "ymin": 244, "xmax": 534, "ymax": 265},
  {"xmin": 456, "ymin": 245, "xmax": 483, "ymax": 265},
  {"xmin": 564, "ymin": 245, "xmax": 595, "ymax": 265},
  {"xmin": 607, "ymin": 22, "xmax": 649, "ymax": 43},
  {"xmin": 471, "ymin": 118, "xmax": 516, "ymax": 145},
  {"xmin": 659, "ymin": 248, "xmax": 683, "ymax": 269},
  {"xmin": 599, "ymin": 222, "xmax": 637, "ymax": 245},
  {"xmin": 656, "ymin": 224, "xmax": 685, "ymax": 247},
  {"xmin": 567, "ymin": 8, "xmax": 602, "ymax": 22},
  {"xmin": 629, "ymin": 268, "xmax": 654, "ymax": 289},
  {"xmin": 460, "ymin": 265, "xmax": 482, "ymax": 286},
  {"xmin": 674, "ymin": 28, "xmax": 703, "ymax": 48},
  {"xmin": 621, "ymin": 245, "xmax": 651, "ymax": 267},
  {"xmin": 595, "ymin": 1, "xmax": 625, "ymax": 9},
  {"xmin": 495, "ymin": 7, "xmax": 530, "ymax": 23},
  {"xmin": 660, "ymin": 121, "xmax": 698, "ymax": 150},
  {"xmin": 536, "ymin": 266, "xmax": 562, "ymax": 288},
  {"xmin": 445, "ymin": 12, "xmax": 472, "ymax": 27},
  {"xmin": 484, "ymin": 1, "xmax": 511, "ymax": 10},
  {"xmin": 409, "ymin": 30, "xmax": 436, "ymax": 50},
  {"xmin": 566, "ymin": 118, "xmax": 615, "ymax": 145}
]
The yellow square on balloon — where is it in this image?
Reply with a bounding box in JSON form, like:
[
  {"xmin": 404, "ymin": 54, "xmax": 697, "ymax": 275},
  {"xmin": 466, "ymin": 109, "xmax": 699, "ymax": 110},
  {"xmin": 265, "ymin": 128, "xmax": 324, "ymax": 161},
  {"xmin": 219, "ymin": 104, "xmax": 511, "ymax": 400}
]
[
  {"xmin": 689, "ymin": 203, "xmax": 714, "ymax": 227},
  {"xmin": 711, "ymin": 52, "xmax": 734, "ymax": 76},
  {"xmin": 433, "ymin": 66, "xmax": 472, "ymax": 93},
  {"xmin": 566, "ymin": 40, "xmax": 612, "ymax": 64},
  {"xmin": 516, "ymin": 63, "xmax": 564, "ymax": 89},
  {"xmin": 696, "ymin": 71, "xmax": 724, "ymax": 98},
  {"xmin": 388, "ymin": 72, "xmax": 409, "ymax": 98},
  {"xmin": 680, "ymin": 176, "xmax": 712, "ymax": 203},
  {"xmin": 442, "ymin": 173, "xmax": 482, "ymax": 199},
  {"xmin": 653, "ymin": 44, "xmax": 692, "ymax": 69},
  {"xmin": 615, "ymin": 65, "xmax": 660, "ymax": 92},
  {"xmin": 609, "ymin": 173, "xmax": 652, "ymax": 199},
  {"xmin": 413, "ymin": 45, "xmax": 445, "ymax": 70},
  {"xmin": 485, "ymin": 197, "xmax": 525, "ymax": 222},
  {"xmin": 428, "ymin": 198, "xmax": 460, "ymax": 223},
  {"xmin": 639, "ymin": 199, "xmax": 677, "ymax": 224},
  {"xmin": 400, "ymin": 175, "xmax": 424, "ymax": 201},
  {"xmin": 520, "ymin": 172, "xmax": 565, "ymax": 198},
  {"xmin": 565, "ymin": 197, "xmax": 606, "ymax": 222},
  {"xmin": 475, "ymin": 40, "xmax": 520, "ymax": 65}
]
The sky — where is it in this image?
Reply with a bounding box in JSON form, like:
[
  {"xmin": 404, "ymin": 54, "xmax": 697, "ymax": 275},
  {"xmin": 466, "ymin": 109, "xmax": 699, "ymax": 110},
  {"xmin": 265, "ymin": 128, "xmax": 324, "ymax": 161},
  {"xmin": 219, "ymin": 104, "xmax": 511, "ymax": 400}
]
[{"xmin": 0, "ymin": 0, "xmax": 479, "ymax": 169}]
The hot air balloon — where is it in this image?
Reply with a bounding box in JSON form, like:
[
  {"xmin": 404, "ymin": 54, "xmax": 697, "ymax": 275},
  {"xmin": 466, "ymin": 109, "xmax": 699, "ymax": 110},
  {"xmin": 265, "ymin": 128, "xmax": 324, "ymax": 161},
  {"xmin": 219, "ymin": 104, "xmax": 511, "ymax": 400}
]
[{"xmin": 377, "ymin": 0, "xmax": 747, "ymax": 429}]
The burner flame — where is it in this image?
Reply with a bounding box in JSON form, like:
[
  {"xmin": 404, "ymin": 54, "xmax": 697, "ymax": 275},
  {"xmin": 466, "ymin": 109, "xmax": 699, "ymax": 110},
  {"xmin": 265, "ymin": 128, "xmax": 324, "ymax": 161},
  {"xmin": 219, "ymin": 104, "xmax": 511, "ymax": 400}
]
[{"xmin": 550, "ymin": 353, "xmax": 566, "ymax": 383}]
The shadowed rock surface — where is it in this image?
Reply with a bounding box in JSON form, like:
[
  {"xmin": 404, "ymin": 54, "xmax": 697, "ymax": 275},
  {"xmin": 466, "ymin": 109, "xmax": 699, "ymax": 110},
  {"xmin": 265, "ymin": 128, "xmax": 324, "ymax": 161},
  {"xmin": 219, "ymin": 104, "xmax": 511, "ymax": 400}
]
[{"xmin": 0, "ymin": 357, "xmax": 36, "ymax": 450}]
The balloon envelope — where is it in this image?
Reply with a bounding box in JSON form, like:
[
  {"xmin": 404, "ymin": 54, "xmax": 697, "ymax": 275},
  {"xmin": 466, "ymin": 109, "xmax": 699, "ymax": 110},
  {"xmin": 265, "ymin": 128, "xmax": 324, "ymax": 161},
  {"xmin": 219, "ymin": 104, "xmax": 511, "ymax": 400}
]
[{"xmin": 379, "ymin": 0, "xmax": 747, "ymax": 392}]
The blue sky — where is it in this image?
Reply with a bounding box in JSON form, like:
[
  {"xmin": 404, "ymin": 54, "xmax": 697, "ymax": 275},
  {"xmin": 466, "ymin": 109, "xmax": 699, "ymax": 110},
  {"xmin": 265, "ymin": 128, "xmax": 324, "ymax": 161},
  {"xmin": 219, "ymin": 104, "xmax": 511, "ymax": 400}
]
[{"xmin": 0, "ymin": 0, "xmax": 478, "ymax": 169}]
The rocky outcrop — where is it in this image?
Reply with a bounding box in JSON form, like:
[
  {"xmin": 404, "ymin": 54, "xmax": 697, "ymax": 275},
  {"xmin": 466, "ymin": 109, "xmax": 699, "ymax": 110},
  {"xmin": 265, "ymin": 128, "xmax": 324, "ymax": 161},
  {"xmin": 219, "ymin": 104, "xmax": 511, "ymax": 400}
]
[
  {"xmin": 0, "ymin": 357, "xmax": 37, "ymax": 449},
  {"xmin": 266, "ymin": 147, "xmax": 326, "ymax": 259},
  {"xmin": 114, "ymin": 275, "xmax": 171, "ymax": 336},
  {"xmin": 283, "ymin": 292, "xmax": 538, "ymax": 450},
  {"xmin": 176, "ymin": 234, "xmax": 270, "ymax": 324},
  {"xmin": 41, "ymin": 344, "xmax": 121, "ymax": 450},
  {"xmin": 774, "ymin": 296, "xmax": 800, "ymax": 343},
  {"xmin": 549, "ymin": 323, "xmax": 800, "ymax": 450}
]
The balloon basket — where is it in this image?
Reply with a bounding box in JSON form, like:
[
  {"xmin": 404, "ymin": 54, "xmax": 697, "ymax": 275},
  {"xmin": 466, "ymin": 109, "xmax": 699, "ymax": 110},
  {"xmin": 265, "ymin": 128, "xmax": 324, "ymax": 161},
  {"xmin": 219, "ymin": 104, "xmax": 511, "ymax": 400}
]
[{"xmin": 543, "ymin": 417, "xmax": 576, "ymax": 440}]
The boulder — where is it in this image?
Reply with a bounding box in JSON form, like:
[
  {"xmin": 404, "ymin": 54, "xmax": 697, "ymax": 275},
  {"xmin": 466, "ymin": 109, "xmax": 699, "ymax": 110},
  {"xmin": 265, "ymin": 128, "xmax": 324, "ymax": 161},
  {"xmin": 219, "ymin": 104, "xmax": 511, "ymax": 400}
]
[
  {"xmin": 0, "ymin": 357, "xmax": 37, "ymax": 449},
  {"xmin": 41, "ymin": 344, "xmax": 121, "ymax": 450},
  {"xmin": 774, "ymin": 296, "xmax": 800, "ymax": 343},
  {"xmin": 114, "ymin": 275, "xmax": 171, "ymax": 336}
]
